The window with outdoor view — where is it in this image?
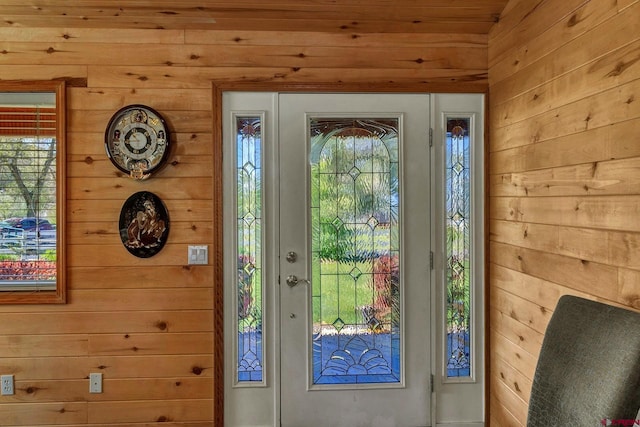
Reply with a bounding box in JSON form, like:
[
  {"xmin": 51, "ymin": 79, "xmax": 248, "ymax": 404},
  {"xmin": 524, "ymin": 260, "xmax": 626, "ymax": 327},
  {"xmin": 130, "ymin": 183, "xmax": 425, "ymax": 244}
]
[
  {"xmin": 235, "ymin": 115, "xmax": 264, "ymax": 384},
  {"xmin": 0, "ymin": 81, "xmax": 65, "ymax": 303},
  {"xmin": 310, "ymin": 118, "xmax": 401, "ymax": 385},
  {"xmin": 445, "ymin": 117, "xmax": 472, "ymax": 378}
]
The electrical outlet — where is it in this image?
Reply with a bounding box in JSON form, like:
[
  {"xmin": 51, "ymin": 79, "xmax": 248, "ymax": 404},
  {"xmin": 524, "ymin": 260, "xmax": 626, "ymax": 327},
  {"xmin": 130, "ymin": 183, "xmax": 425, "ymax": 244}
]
[
  {"xmin": 89, "ymin": 373, "xmax": 102, "ymax": 393},
  {"xmin": 1, "ymin": 375, "xmax": 14, "ymax": 395}
]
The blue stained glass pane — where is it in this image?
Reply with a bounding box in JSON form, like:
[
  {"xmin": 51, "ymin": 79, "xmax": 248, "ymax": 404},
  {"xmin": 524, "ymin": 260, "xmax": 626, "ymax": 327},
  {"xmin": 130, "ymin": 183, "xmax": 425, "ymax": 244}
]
[
  {"xmin": 445, "ymin": 117, "xmax": 472, "ymax": 378},
  {"xmin": 236, "ymin": 117, "xmax": 263, "ymax": 383},
  {"xmin": 310, "ymin": 118, "xmax": 401, "ymax": 386}
]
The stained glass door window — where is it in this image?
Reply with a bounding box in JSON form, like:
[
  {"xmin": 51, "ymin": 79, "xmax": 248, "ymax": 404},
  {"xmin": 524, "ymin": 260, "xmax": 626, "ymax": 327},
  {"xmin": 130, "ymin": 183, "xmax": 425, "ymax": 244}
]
[
  {"xmin": 445, "ymin": 117, "xmax": 472, "ymax": 378},
  {"xmin": 309, "ymin": 118, "xmax": 401, "ymax": 385},
  {"xmin": 235, "ymin": 116, "xmax": 264, "ymax": 383}
]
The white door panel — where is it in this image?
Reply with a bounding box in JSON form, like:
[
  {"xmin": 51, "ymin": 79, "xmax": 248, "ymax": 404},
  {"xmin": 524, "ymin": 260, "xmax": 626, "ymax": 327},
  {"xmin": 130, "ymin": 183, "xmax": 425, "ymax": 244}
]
[
  {"xmin": 223, "ymin": 92, "xmax": 279, "ymax": 427},
  {"xmin": 279, "ymin": 94, "xmax": 431, "ymax": 427}
]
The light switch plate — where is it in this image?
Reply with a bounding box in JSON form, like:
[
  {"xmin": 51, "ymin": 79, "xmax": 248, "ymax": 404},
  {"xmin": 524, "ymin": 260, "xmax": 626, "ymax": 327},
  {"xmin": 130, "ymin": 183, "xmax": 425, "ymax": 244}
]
[{"xmin": 188, "ymin": 245, "xmax": 208, "ymax": 265}]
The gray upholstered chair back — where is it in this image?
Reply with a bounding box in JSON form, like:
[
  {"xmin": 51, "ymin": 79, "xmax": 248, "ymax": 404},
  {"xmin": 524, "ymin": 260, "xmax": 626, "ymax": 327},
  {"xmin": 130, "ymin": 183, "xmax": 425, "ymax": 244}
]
[{"xmin": 527, "ymin": 295, "xmax": 640, "ymax": 426}]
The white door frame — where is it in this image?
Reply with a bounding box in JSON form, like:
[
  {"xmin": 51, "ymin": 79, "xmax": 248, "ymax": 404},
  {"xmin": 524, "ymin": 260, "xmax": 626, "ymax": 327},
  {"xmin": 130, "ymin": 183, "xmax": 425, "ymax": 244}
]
[
  {"xmin": 431, "ymin": 94, "xmax": 486, "ymax": 427},
  {"xmin": 215, "ymin": 83, "xmax": 486, "ymax": 427}
]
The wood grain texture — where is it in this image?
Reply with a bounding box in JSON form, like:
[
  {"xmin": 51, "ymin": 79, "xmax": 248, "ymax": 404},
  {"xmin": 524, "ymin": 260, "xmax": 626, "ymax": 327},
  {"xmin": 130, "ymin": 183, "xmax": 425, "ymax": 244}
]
[
  {"xmin": 0, "ymin": 1, "xmax": 509, "ymax": 34},
  {"xmin": 0, "ymin": 355, "xmax": 214, "ymax": 380},
  {"xmin": 10, "ymin": 0, "xmax": 638, "ymax": 424},
  {"xmin": 490, "ymin": 371, "xmax": 528, "ymax": 425},
  {"xmin": 489, "ymin": 0, "xmax": 619, "ymax": 81},
  {"xmin": 488, "ymin": 0, "xmax": 640, "ymax": 425},
  {"xmin": 0, "ymin": 2, "xmax": 498, "ymax": 422}
]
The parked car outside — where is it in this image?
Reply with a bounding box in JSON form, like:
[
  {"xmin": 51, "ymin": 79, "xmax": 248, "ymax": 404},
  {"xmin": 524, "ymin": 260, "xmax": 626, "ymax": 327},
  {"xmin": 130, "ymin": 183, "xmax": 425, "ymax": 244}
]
[
  {"xmin": 0, "ymin": 217, "xmax": 54, "ymax": 241},
  {"xmin": 11, "ymin": 217, "xmax": 54, "ymax": 232},
  {"xmin": 0, "ymin": 217, "xmax": 56, "ymax": 253},
  {"xmin": 0, "ymin": 217, "xmax": 21, "ymax": 231}
]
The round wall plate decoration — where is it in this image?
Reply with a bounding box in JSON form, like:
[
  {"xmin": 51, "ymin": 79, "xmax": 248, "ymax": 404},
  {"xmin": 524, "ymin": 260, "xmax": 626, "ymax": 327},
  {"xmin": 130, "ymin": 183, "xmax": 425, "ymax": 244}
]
[
  {"xmin": 105, "ymin": 104, "xmax": 170, "ymax": 180},
  {"xmin": 119, "ymin": 191, "xmax": 169, "ymax": 258}
]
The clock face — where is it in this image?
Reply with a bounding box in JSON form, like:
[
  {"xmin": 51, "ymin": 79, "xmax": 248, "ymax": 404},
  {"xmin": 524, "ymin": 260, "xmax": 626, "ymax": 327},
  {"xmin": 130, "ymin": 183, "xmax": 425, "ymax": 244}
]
[{"xmin": 105, "ymin": 105, "xmax": 170, "ymax": 179}]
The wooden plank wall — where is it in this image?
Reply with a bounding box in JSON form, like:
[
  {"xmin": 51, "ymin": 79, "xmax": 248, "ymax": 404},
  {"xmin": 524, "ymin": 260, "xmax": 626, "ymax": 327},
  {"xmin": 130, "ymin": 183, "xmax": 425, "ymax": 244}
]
[
  {"xmin": 0, "ymin": 28, "xmax": 487, "ymax": 425},
  {"xmin": 487, "ymin": 0, "xmax": 640, "ymax": 425}
]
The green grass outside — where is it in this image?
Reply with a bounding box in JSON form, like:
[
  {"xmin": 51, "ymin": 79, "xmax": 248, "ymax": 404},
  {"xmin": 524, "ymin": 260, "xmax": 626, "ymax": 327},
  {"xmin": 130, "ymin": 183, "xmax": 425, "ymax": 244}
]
[
  {"xmin": 238, "ymin": 226, "xmax": 470, "ymax": 333},
  {"xmin": 312, "ymin": 260, "xmax": 378, "ymax": 327}
]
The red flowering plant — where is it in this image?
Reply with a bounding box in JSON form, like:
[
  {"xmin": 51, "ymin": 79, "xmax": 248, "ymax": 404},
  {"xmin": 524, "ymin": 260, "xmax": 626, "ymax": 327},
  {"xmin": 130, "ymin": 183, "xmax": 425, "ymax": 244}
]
[{"xmin": 0, "ymin": 260, "xmax": 56, "ymax": 281}]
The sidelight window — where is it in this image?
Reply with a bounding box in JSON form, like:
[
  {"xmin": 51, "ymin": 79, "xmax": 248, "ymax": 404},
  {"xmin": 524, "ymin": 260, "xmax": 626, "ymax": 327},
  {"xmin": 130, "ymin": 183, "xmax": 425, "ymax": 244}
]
[
  {"xmin": 234, "ymin": 115, "xmax": 264, "ymax": 384},
  {"xmin": 445, "ymin": 116, "xmax": 472, "ymax": 379}
]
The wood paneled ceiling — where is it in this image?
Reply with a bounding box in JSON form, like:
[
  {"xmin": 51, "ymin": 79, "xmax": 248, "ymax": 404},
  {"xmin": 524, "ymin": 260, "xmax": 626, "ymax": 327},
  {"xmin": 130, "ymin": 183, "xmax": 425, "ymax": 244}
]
[{"xmin": 0, "ymin": 1, "xmax": 509, "ymax": 33}]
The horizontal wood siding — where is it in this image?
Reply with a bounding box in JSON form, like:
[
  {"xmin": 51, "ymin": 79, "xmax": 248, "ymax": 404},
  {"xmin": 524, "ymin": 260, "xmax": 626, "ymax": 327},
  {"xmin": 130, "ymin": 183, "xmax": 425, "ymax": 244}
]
[
  {"xmin": 0, "ymin": 27, "xmax": 487, "ymax": 426},
  {"xmin": 0, "ymin": 1, "xmax": 509, "ymax": 34},
  {"xmin": 488, "ymin": 0, "xmax": 640, "ymax": 425}
]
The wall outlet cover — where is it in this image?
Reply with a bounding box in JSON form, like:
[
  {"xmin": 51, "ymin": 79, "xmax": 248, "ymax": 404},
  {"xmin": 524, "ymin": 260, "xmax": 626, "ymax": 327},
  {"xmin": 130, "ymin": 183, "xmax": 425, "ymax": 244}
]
[
  {"xmin": 1, "ymin": 375, "xmax": 14, "ymax": 395},
  {"xmin": 89, "ymin": 372, "xmax": 102, "ymax": 393}
]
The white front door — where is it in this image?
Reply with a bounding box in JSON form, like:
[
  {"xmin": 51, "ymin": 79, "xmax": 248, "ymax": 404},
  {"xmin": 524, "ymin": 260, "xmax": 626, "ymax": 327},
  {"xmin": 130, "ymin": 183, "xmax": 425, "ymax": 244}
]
[
  {"xmin": 223, "ymin": 92, "xmax": 434, "ymax": 427},
  {"xmin": 278, "ymin": 94, "xmax": 432, "ymax": 427}
]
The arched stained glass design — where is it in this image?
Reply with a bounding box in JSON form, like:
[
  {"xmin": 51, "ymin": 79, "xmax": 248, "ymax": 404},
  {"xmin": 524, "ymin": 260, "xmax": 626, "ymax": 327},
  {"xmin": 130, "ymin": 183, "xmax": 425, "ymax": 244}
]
[
  {"xmin": 445, "ymin": 117, "xmax": 472, "ymax": 378},
  {"xmin": 309, "ymin": 117, "xmax": 401, "ymax": 385},
  {"xmin": 235, "ymin": 116, "xmax": 263, "ymax": 383}
]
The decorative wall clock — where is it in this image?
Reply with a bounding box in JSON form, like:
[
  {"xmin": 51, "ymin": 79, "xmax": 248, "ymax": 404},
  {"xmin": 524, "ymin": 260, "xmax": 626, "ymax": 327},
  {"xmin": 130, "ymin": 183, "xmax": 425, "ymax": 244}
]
[
  {"xmin": 119, "ymin": 191, "xmax": 170, "ymax": 258},
  {"xmin": 105, "ymin": 104, "xmax": 170, "ymax": 180}
]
